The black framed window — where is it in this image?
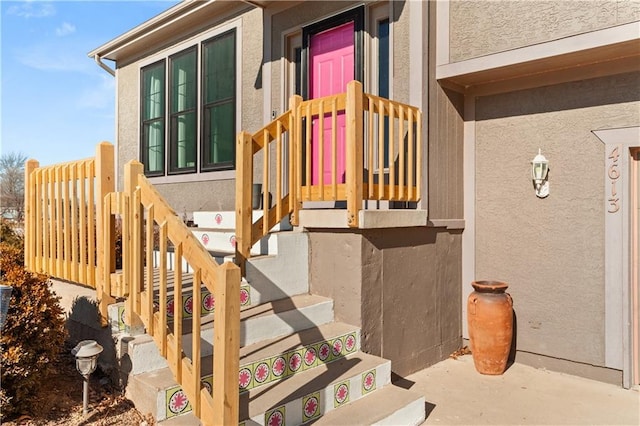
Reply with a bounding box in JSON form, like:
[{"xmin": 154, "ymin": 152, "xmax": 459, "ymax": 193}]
[
  {"xmin": 202, "ymin": 30, "xmax": 236, "ymax": 171},
  {"xmin": 141, "ymin": 60, "xmax": 165, "ymax": 175},
  {"xmin": 378, "ymin": 18, "xmax": 390, "ymax": 167},
  {"xmin": 169, "ymin": 48, "xmax": 197, "ymax": 173}
]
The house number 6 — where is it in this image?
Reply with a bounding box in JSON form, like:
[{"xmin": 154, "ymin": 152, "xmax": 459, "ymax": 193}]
[{"xmin": 607, "ymin": 146, "xmax": 620, "ymax": 214}]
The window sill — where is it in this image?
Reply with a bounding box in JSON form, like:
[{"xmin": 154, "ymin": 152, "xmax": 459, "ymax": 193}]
[{"xmin": 147, "ymin": 169, "xmax": 235, "ymax": 184}]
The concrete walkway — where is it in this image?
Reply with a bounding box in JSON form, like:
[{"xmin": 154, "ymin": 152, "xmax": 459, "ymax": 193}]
[
  {"xmin": 405, "ymin": 355, "xmax": 639, "ymax": 425},
  {"xmin": 50, "ymin": 280, "xmax": 639, "ymax": 425}
]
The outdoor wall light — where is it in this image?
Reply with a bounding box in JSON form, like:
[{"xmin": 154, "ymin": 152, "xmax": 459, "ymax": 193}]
[
  {"xmin": 531, "ymin": 148, "xmax": 549, "ymax": 198},
  {"xmin": 71, "ymin": 340, "xmax": 103, "ymax": 417}
]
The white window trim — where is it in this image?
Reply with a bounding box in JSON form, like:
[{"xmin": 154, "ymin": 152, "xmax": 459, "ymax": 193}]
[{"xmin": 138, "ymin": 18, "xmax": 243, "ymax": 184}]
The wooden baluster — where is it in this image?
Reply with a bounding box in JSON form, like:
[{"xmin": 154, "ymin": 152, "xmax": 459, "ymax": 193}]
[
  {"xmin": 407, "ymin": 110, "xmax": 415, "ymax": 200},
  {"xmin": 346, "ymin": 81, "xmax": 363, "ymax": 228},
  {"xmin": 276, "ymin": 120, "xmax": 282, "ymax": 223},
  {"xmin": 263, "ymin": 129, "xmax": 270, "ymax": 236},
  {"xmin": 318, "ymin": 99, "xmax": 324, "ymax": 200},
  {"xmin": 389, "ymin": 102, "xmax": 395, "ymax": 200},
  {"xmin": 377, "ymin": 99, "xmax": 385, "ymax": 200},
  {"xmin": 79, "ymin": 162, "xmax": 87, "ymax": 284},
  {"xmin": 158, "ymin": 221, "xmax": 168, "ymax": 356},
  {"xmin": 96, "ymin": 142, "xmax": 115, "ymax": 325},
  {"xmin": 47, "ymin": 168, "xmax": 55, "ymax": 275},
  {"xmin": 24, "ymin": 159, "xmax": 39, "ymax": 271},
  {"xmin": 212, "ymin": 262, "xmax": 240, "ymax": 426},
  {"xmin": 63, "ymin": 165, "xmax": 71, "ymax": 279},
  {"xmin": 87, "ymin": 161, "xmax": 96, "ymax": 287},
  {"xmin": 398, "ymin": 106, "xmax": 405, "ymax": 200},
  {"xmin": 305, "ymin": 102, "xmax": 312, "ymax": 201},
  {"xmin": 70, "ymin": 164, "xmax": 79, "ymax": 282},
  {"xmin": 289, "ymin": 95, "xmax": 303, "ymax": 226},
  {"xmin": 331, "ymin": 98, "xmax": 338, "ymax": 200},
  {"xmin": 235, "ymin": 131, "xmax": 253, "ymax": 272},
  {"xmin": 191, "ymin": 268, "xmax": 202, "ymax": 417},
  {"xmin": 173, "ymin": 243, "xmax": 183, "ymax": 381},
  {"xmin": 145, "ymin": 205, "xmax": 155, "ymax": 335},
  {"xmin": 416, "ymin": 109, "xmax": 423, "ymax": 201},
  {"xmin": 43, "ymin": 169, "xmax": 51, "ymax": 274},
  {"xmin": 367, "ymin": 97, "xmax": 374, "ymax": 199}
]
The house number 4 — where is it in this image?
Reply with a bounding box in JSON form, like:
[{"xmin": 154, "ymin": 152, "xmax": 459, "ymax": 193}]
[{"xmin": 607, "ymin": 146, "xmax": 620, "ymax": 213}]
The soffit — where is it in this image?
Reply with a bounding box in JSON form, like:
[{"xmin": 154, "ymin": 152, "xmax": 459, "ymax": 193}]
[
  {"xmin": 88, "ymin": 0, "xmax": 274, "ymax": 63},
  {"xmin": 437, "ymin": 22, "xmax": 640, "ymax": 94}
]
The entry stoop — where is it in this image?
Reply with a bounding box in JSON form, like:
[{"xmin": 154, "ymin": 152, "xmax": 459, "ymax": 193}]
[{"xmin": 109, "ymin": 218, "xmax": 424, "ymax": 425}]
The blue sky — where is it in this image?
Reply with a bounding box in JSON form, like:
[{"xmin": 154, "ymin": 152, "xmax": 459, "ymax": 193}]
[{"xmin": 1, "ymin": 0, "xmax": 179, "ymax": 166}]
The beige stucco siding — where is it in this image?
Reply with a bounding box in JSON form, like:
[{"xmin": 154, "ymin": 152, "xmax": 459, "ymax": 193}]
[
  {"xmin": 449, "ymin": 0, "xmax": 640, "ymax": 62},
  {"xmin": 114, "ymin": 7, "xmax": 263, "ymax": 212},
  {"xmin": 474, "ymin": 71, "xmax": 640, "ymax": 366}
]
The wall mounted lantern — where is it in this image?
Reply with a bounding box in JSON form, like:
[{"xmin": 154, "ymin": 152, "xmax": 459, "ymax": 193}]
[
  {"xmin": 71, "ymin": 340, "xmax": 103, "ymax": 417},
  {"xmin": 531, "ymin": 148, "xmax": 549, "ymax": 198}
]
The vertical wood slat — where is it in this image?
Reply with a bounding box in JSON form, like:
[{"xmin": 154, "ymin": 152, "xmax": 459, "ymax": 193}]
[
  {"xmin": 377, "ymin": 99, "xmax": 385, "ymax": 200},
  {"xmin": 96, "ymin": 142, "xmax": 115, "ymax": 324},
  {"xmin": 79, "ymin": 162, "xmax": 87, "ymax": 284},
  {"xmin": 102, "ymin": 195, "xmax": 113, "ymax": 298},
  {"xmin": 235, "ymin": 132, "xmax": 253, "ymax": 273},
  {"xmin": 262, "ymin": 128, "xmax": 269, "ymax": 237},
  {"xmin": 408, "ymin": 109, "xmax": 415, "ymax": 200},
  {"xmin": 24, "ymin": 159, "xmax": 39, "ymax": 270},
  {"xmin": 289, "ymin": 95, "xmax": 302, "ymax": 226},
  {"xmin": 346, "ymin": 81, "xmax": 363, "ymax": 228},
  {"xmin": 368, "ymin": 97, "xmax": 374, "ymax": 199},
  {"xmin": 124, "ymin": 161, "xmax": 144, "ymax": 329},
  {"xmin": 173, "ymin": 243, "xmax": 183, "ymax": 381},
  {"xmin": 158, "ymin": 221, "xmax": 168, "ymax": 357},
  {"xmin": 43, "ymin": 169, "xmax": 51, "ymax": 273},
  {"xmin": 47, "ymin": 168, "xmax": 55, "ymax": 275},
  {"xmin": 87, "ymin": 161, "xmax": 96, "ymax": 287},
  {"xmin": 398, "ymin": 106, "xmax": 405, "ymax": 200},
  {"xmin": 191, "ymin": 268, "xmax": 202, "ymax": 417},
  {"xmin": 331, "ymin": 98, "xmax": 338, "ymax": 200},
  {"xmin": 318, "ymin": 100, "xmax": 324, "ymax": 200},
  {"xmin": 35, "ymin": 169, "xmax": 43, "ymax": 272},
  {"xmin": 132, "ymin": 187, "xmax": 143, "ymax": 316},
  {"xmin": 63, "ymin": 166, "xmax": 71, "ymax": 278},
  {"xmin": 276, "ymin": 121, "xmax": 282, "ymax": 223},
  {"xmin": 212, "ymin": 262, "xmax": 240, "ymax": 426},
  {"xmin": 305, "ymin": 102, "xmax": 312, "ymax": 201},
  {"xmin": 389, "ymin": 102, "xmax": 395, "ymax": 200},
  {"xmin": 416, "ymin": 110, "xmax": 423, "ymax": 201},
  {"xmin": 145, "ymin": 205, "xmax": 155, "ymax": 335},
  {"xmin": 55, "ymin": 167, "xmax": 64, "ymax": 278},
  {"xmin": 70, "ymin": 163, "xmax": 79, "ymax": 282}
]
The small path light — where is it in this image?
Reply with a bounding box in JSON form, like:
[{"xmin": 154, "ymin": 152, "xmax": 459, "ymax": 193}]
[{"xmin": 71, "ymin": 340, "xmax": 103, "ymax": 417}]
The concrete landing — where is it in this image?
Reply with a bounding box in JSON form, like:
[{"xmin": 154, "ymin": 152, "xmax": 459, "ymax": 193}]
[{"xmin": 404, "ymin": 355, "xmax": 639, "ymax": 425}]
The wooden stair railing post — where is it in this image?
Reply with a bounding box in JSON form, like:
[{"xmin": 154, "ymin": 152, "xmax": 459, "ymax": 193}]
[
  {"xmin": 288, "ymin": 95, "xmax": 303, "ymax": 226},
  {"xmin": 123, "ymin": 160, "xmax": 145, "ymax": 330},
  {"xmin": 95, "ymin": 142, "xmax": 115, "ymax": 325},
  {"xmin": 346, "ymin": 81, "xmax": 364, "ymax": 228},
  {"xmin": 212, "ymin": 261, "xmax": 241, "ymax": 426},
  {"xmin": 235, "ymin": 131, "xmax": 253, "ymax": 273},
  {"xmin": 24, "ymin": 159, "xmax": 39, "ymax": 269}
]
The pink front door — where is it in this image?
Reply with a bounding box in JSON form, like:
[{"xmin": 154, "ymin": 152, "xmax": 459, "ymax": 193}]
[{"xmin": 309, "ymin": 21, "xmax": 354, "ymax": 185}]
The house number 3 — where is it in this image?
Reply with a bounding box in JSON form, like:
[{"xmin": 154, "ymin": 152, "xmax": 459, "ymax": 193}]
[{"xmin": 607, "ymin": 146, "xmax": 620, "ymax": 213}]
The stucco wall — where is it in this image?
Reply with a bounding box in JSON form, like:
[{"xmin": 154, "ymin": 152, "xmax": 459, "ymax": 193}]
[
  {"xmin": 115, "ymin": 7, "xmax": 263, "ymax": 212},
  {"xmin": 449, "ymin": 0, "xmax": 640, "ymax": 62},
  {"xmin": 474, "ymin": 71, "xmax": 640, "ymax": 367},
  {"xmin": 309, "ymin": 227, "xmax": 462, "ymax": 376}
]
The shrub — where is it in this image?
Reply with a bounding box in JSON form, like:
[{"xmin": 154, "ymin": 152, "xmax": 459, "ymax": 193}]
[{"xmin": 0, "ymin": 226, "xmax": 66, "ymax": 419}]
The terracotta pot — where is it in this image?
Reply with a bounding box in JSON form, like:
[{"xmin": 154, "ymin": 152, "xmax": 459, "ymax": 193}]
[{"xmin": 467, "ymin": 280, "xmax": 513, "ymax": 375}]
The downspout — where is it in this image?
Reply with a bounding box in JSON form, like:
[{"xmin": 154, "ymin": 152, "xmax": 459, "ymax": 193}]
[{"xmin": 94, "ymin": 54, "xmax": 115, "ymax": 77}]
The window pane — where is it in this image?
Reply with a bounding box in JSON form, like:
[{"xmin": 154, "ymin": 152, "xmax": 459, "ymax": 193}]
[
  {"xmin": 143, "ymin": 63, "xmax": 164, "ymax": 121},
  {"xmin": 378, "ymin": 19, "xmax": 389, "ymax": 98},
  {"xmin": 205, "ymin": 102, "xmax": 234, "ymax": 165},
  {"xmin": 144, "ymin": 120, "xmax": 164, "ymax": 173},
  {"xmin": 203, "ymin": 32, "xmax": 235, "ymax": 103},
  {"xmin": 172, "ymin": 112, "xmax": 197, "ymax": 169},
  {"xmin": 171, "ymin": 49, "xmax": 196, "ymax": 113}
]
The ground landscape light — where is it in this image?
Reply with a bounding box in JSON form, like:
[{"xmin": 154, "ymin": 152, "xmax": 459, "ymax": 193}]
[
  {"xmin": 531, "ymin": 148, "xmax": 550, "ymax": 198},
  {"xmin": 71, "ymin": 340, "xmax": 103, "ymax": 417}
]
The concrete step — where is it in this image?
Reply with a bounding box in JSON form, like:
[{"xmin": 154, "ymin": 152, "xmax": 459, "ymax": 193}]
[
  {"xmin": 128, "ymin": 321, "xmax": 360, "ymax": 422},
  {"xmin": 193, "ymin": 210, "xmax": 292, "ymax": 232},
  {"xmin": 116, "ymin": 294, "xmax": 334, "ymax": 374},
  {"xmin": 313, "ymin": 384, "xmax": 425, "ymax": 426},
  {"xmin": 241, "ymin": 352, "xmax": 391, "ymax": 425}
]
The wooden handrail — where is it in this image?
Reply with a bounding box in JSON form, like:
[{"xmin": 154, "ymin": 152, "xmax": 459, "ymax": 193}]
[
  {"xmin": 236, "ymin": 80, "xmax": 423, "ymax": 258},
  {"xmin": 117, "ymin": 161, "xmax": 240, "ymax": 426}
]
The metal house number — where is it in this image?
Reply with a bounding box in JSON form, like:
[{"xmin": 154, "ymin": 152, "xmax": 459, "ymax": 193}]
[{"xmin": 607, "ymin": 146, "xmax": 620, "ymax": 214}]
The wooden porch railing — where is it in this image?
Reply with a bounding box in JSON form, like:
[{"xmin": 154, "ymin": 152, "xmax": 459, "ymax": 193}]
[
  {"xmin": 236, "ymin": 80, "xmax": 422, "ymax": 262},
  {"xmin": 24, "ymin": 147, "xmax": 240, "ymax": 426},
  {"xmin": 107, "ymin": 161, "xmax": 240, "ymax": 426},
  {"xmin": 24, "ymin": 142, "xmax": 115, "ymax": 320}
]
